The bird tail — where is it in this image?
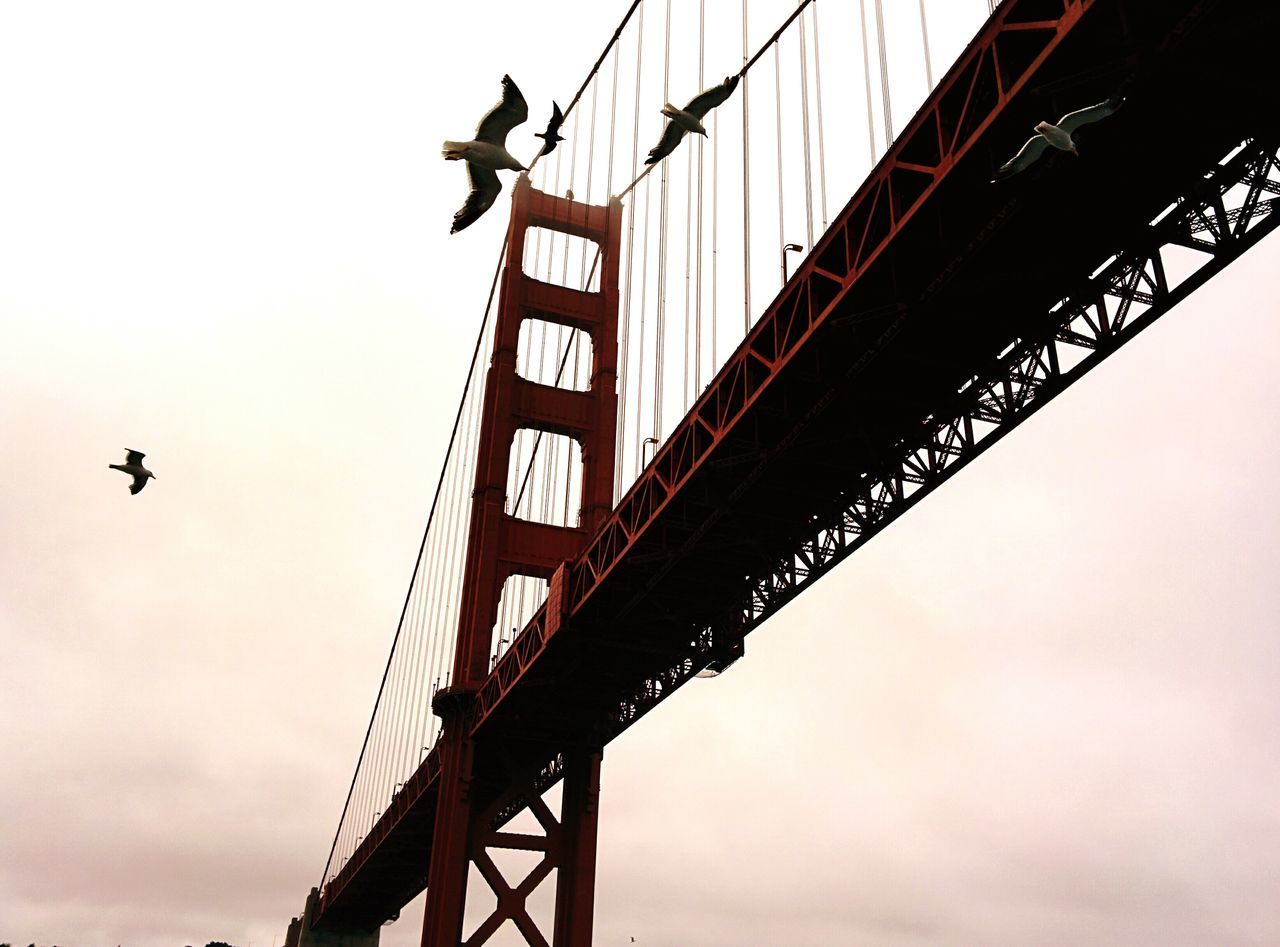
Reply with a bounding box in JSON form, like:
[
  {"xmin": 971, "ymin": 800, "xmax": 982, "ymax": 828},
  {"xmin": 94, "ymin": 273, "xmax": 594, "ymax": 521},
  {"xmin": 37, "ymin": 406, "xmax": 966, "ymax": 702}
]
[
  {"xmin": 660, "ymin": 103, "xmax": 680, "ymax": 119},
  {"xmin": 109, "ymin": 464, "xmax": 125, "ymax": 472},
  {"xmin": 441, "ymin": 141, "xmax": 467, "ymax": 161}
]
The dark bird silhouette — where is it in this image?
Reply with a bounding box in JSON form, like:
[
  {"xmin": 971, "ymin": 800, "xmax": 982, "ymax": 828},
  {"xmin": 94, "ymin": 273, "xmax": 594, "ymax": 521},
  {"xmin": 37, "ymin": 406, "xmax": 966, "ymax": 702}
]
[
  {"xmin": 445, "ymin": 75, "xmax": 529, "ymax": 234},
  {"xmin": 645, "ymin": 74, "xmax": 740, "ymax": 165},
  {"xmin": 535, "ymin": 101, "xmax": 566, "ymax": 157},
  {"xmin": 992, "ymin": 95, "xmax": 1124, "ymax": 181},
  {"xmin": 109, "ymin": 448, "xmax": 155, "ymax": 495}
]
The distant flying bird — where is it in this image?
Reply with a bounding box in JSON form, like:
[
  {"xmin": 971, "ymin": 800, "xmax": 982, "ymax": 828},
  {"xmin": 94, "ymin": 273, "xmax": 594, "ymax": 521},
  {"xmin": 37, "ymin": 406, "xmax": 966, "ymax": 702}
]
[
  {"xmin": 444, "ymin": 75, "xmax": 529, "ymax": 234},
  {"xmin": 109, "ymin": 448, "xmax": 155, "ymax": 495},
  {"xmin": 991, "ymin": 95, "xmax": 1124, "ymax": 181},
  {"xmin": 535, "ymin": 101, "xmax": 566, "ymax": 157},
  {"xmin": 644, "ymin": 74, "xmax": 741, "ymax": 166}
]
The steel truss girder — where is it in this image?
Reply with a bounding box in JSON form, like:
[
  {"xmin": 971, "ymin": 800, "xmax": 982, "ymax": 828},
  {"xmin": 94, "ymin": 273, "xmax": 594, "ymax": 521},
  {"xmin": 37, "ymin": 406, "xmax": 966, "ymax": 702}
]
[
  {"xmin": 593, "ymin": 135, "xmax": 1280, "ymax": 744},
  {"xmin": 313, "ymin": 0, "xmax": 1280, "ymax": 932},
  {"xmin": 469, "ymin": 0, "xmax": 1098, "ymax": 735},
  {"xmin": 740, "ymin": 136, "xmax": 1280, "ymax": 635}
]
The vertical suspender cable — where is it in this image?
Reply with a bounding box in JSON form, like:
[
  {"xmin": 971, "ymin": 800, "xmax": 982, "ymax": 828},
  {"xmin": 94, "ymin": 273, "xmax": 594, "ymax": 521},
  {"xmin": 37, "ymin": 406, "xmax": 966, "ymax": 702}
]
[
  {"xmin": 604, "ymin": 44, "xmax": 622, "ymax": 497},
  {"xmin": 567, "ymin": 77, "xmax": 600, "ymax": 524},
  {"xmin": 318, "ymin": 242, "xmax": 507, "ymax": 894},
  {"xmin": 694, "ymin": 0, "xmax": 705, "ymax": 394},
  {"xmin": 654, "ymin": 0, "xmax": 672, "ymax": 442},
  {"xmin": 798, "ymin": 11, "xmax": 815, "ymax": 251},
  {"xmin": 859, "ymin": 0, "xmax": 877, "ymax": 163},
  {"xmin": 616, "ymin": 4, "xmax": 644, "ymax": 500},
  {"xmin": 811, "ymin": 2, "xmax": 829, "ymax": 231},
  {"xmin": 395, "ymin": 511, "xmax": 434, "ymax": 778},
  {"xmin": 684, "ymin": 140, "xmax": 693, "ymax": 408},
  {"xmin": 415, "ymin": 426, "xmax": 460, "ymax": 753},
  {"xmin": 773, "ymin": 41, "xmax": 787, "ymax": 285},
  {"xmin": 676, "ymin": 0, "xmax": 693, "ymax": 409},
  {"xmin": 606, "ymin": 45, "xmax": 620, "ymax": 200},
  {"xmin": 711, "ymin": 107, "xmax": 719, "ymax": 376},
  {"xmin": 633, "ymin": 12, "xmax": 652, "ymax": 481},
  {"xmin": 917, "ymin": 0, "xmax": 934, "ymax": 88},
  {"xmin": 635, "ymin": 173, "xmax": 652, "ymax": 479},
  {"xmin": 547, "ymin": 107, "xmax": 583, "ymax": 527},
  {"xmin": 873, "ymin": 0, "xmax": 894, "ymax": 144},
  {"xmin": 740, "ymin": 0, "xmax": 752, "ymax": 335}
]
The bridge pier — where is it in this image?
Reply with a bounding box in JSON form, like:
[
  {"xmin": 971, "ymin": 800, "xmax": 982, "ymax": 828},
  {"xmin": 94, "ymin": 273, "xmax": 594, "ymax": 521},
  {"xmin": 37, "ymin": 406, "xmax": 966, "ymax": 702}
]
[
  {"xmin": 284, "ymin": 888, "xmax": 379, "ymax": 947},
  {"xmin": 420, "ymin": 687, "xmax": 480, "ymax": 945},
  {"xmin": 551, "ymin": 747, "xmax": 603, "ymax": 947}
]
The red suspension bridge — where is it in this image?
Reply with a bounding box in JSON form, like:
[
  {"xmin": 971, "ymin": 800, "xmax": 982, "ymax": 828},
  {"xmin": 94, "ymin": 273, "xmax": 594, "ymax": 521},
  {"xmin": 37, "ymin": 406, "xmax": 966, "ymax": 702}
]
[{"xmin": 287, "ymin": 0, "xmax": 1280, "ymax": 943}]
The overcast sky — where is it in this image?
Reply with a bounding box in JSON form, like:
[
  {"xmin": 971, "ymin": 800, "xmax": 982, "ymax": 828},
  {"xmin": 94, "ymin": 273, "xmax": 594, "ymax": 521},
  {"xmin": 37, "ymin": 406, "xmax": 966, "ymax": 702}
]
[{"xmin": 2, "ymin": 1, "xmax": 1278, "ymax": 946}]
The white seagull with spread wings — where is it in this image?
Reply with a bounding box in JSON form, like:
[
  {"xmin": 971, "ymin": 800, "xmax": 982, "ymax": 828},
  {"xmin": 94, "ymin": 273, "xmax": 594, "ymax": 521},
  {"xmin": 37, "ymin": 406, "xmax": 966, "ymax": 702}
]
[
  {"xmin": 109, "ymin": 448, "xmax": 155, "ymax": 495},
  {"xmin": 645, "ymin": 74, "xmax": 740, "ymax": 166},
  {"xmin": 992, "ymin": 95, "xmax": 1124, "ymax": 181},
  {"xmin": 444, "ymin": 75, "xmax": 529, "ymax": 234}
]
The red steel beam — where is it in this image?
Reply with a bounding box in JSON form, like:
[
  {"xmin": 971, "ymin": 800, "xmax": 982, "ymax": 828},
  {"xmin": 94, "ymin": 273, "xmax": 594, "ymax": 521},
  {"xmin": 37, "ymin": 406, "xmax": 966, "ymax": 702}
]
[{"xmin": 471, "ymin": 0, "xmax": 1094, "ymax": 733}]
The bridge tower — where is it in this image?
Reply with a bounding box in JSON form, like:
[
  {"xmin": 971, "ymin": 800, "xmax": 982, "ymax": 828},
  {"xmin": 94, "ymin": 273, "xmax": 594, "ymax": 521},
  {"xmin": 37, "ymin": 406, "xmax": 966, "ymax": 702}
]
[{"xmin": 423, "ymin": 175, "xmax": 623, "ymax": 946}]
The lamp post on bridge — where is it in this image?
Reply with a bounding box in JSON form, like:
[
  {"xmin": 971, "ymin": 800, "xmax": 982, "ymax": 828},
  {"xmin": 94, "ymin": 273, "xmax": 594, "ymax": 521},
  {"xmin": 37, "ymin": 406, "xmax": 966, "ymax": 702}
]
[{"xmin": 782, "ymin": 242, "xmax": 804, "ymax": 282}]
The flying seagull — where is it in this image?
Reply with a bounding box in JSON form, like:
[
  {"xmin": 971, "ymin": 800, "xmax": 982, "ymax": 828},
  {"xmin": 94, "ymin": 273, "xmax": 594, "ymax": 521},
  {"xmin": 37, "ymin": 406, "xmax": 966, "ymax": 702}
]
[
  {"xmin": 109, "ymin": 448, "xmax": 155, "ymax": 495},
  {"xmin": 444, "ymin": 74, "xmax": 529, "ymax": 234},
  {"xmin": 535, "ymin": 101, "xmax": 566, "ymax": 157},
  {"xmin": 644, "ymin": 74, "xmax": 741, "ymax": 166},
  {"xmin": 992, "ymin": 95, "xmax": 1124, "ymax": 181}
]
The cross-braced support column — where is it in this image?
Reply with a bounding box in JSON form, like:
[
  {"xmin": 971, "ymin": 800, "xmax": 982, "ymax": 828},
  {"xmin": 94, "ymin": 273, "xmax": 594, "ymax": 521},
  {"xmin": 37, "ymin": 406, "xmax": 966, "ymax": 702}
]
[{"xmin": 421, "ymin": 176, "xmax": 622, "ymax": 946}]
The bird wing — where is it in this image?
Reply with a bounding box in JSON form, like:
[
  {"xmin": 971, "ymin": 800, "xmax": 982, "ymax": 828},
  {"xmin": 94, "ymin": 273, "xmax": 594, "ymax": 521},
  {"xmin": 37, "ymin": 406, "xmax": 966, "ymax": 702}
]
[
  {"xmin": 536, "ymin": 101, "xmax": 565, "ymax": 156},
  {"xmin": 683, "ymin": 74, "xmax": 741, "ymax": 119},
  {"xmin": 992, "ymin": 134, "xmax": 1052, "ymax": 180},
  {"xmin": 129, "ymin": 474, "xmax": 148, "ymax": 495},
  {"xmin": 1057, "ymin": 95, "xmax": 1123, "ymax": 133},
  {"xmin": 474, "ymin": 75, "xmax": 529, "ymax": 146},
  {"xmin": 451, "ymin": 162, "xmax": 502, "ymax": 234},
  {"xmin": 644, "ymin": 121, "xmax": 687, "ymax": 165},
  {"xmin": 125, "ymin": 449, "xmax": 145, "ymax": 465}
]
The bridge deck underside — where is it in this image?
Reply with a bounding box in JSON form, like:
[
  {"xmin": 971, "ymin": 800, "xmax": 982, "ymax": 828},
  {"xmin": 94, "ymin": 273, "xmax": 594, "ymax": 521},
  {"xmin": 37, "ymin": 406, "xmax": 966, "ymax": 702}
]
[{"xmin": 318, "ymin": 0, "xmax": 1280, "ymax": 929}]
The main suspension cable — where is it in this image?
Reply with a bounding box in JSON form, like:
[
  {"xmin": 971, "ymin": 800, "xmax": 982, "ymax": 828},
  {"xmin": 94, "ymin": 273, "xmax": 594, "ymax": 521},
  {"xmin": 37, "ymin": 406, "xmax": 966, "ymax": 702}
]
[{"xmin": 526, "ymin": 0, "xmax": 643, "ymax": 176}]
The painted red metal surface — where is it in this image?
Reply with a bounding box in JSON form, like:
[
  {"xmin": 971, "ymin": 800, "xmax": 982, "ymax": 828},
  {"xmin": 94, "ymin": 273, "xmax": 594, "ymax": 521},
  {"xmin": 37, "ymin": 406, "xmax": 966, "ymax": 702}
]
[
  {"xmin": 421, "ymin": 177, "xmax": 623, "ymax": 945},
  {"xmin": 314, "ymin": 0, "xmax": 1280, "ymax": 933},
  {"xmin": 470, "ymin": 0, "xmax": 1099, "ymax": 733}
]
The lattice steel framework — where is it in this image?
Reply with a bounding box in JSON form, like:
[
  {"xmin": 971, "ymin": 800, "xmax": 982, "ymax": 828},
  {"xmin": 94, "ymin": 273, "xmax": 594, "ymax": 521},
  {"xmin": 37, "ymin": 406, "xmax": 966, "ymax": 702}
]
[
  {"xmin": 311, "ymin": 0, "xmax": 1279, "ymax": 935},
  {"xmin": 598, "ymin": 135, "xmax": 1280, "ymax": 736},
  {"xmin": 471, "ymin": 0, "xmax": 1100, "ymax": 732}
]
